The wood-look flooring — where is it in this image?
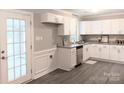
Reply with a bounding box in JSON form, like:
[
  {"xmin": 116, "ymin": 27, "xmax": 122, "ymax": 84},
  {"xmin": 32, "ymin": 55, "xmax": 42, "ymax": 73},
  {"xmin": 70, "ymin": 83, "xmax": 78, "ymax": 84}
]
[{"xmin": 28, "ymin": 61, "xmax": 124, "ymax": 84}]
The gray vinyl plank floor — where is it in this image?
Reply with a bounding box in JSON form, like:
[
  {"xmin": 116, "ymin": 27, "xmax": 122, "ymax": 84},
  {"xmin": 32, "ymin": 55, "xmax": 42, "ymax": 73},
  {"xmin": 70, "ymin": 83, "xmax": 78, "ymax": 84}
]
[{"xmin": 28, "ymin": 61, "xmax": 124, "ymax": 84}]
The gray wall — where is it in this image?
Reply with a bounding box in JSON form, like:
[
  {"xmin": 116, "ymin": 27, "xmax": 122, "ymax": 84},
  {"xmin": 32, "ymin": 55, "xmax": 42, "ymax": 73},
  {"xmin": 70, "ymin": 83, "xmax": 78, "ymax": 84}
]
[
  {"xmin": 33, "ymin": 13, "xmax": 58, "ymax": 52},
  {"xmin": 32, "ymin": 9, "xmax": 79, "ymax": 52}
]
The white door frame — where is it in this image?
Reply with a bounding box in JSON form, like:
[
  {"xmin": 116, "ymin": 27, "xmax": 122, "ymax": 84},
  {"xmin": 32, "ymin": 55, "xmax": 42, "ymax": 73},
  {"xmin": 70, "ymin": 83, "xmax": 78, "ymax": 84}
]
[{"xmin": 0, "ymin": 10, "xmax": 34, "ymax": 84}]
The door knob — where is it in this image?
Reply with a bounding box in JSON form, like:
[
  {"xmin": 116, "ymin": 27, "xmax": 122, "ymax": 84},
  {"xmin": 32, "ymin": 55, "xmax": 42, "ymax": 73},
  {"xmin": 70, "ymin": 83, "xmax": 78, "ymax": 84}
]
[
  {"xmin": 1, "ymin": 50, "xmax": 5, "ymax": 54},
  {"xmin": 1, "ymin": 56, "xmax": 5, "ymax": 60},
  {"xmin": 50, "ymin": 55, "xmax": 53, "ymax": 59}
]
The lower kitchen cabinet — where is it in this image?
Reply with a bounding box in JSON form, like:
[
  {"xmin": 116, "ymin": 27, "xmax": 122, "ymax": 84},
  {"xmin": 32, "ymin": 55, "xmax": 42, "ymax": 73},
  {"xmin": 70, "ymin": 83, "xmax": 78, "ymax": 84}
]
[
  {"xmin": 58, "ymin": 48, "xmax": 76, "ymax": 71},
  {"xmin": 109, "ymin": 45, "xmax": 124, "ymax": 62},
  {"xmin": 117, "ymin": 46, "xmax": 124, "ymax": 62},
  {"xmin": 100, "ymin": 45, "xmax": 109, "ymax": 59},
  {"xmin": 90, "ymin": 44, "xmax": 100, "ymax": 58},
  {"xmin": 33, "ymin": 48, "xmax": 57, "ymax": 79},
  {"xmin": 83, "ymin": 44, "xmax": 124, "ymax": 63},
  {"xmin": 83, "ymin": 45, "xmax": 91, "ymax": 61},
  {"xmin": 109, "ymin": 45, "xmax": 118, "ymax": 61}
]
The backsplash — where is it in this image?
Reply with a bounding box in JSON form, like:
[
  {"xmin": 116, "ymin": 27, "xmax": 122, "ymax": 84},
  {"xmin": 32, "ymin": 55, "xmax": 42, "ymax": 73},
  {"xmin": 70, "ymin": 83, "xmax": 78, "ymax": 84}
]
[
  {"xmin": 81, "ymin": 35, "xmax": 101, "ymax": 42},
  {"xmin": 81, "ymin": 35, "xmax": 124, "ymax": 43}
]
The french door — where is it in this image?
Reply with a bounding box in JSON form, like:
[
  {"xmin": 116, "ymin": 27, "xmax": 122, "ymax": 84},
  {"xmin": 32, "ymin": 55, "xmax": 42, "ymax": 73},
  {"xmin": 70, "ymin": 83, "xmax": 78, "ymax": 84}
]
[{"xmin": 0, "ymin": 11, "xmax": 32, "ymax": 84}]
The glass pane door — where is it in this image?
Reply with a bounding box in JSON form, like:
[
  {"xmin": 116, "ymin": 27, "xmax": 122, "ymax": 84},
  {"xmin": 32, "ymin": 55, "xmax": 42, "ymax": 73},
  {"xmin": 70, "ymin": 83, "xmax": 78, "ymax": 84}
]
[{"xmin": 7, "ymin": 18, "xmax": 27, "ymax": 82}]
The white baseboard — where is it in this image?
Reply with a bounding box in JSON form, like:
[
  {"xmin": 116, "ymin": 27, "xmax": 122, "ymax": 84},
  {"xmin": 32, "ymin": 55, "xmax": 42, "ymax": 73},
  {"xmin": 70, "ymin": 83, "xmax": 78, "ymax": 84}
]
[{"xmin": 33, "ymin": 67, "xmax": 58, "ymax": 79}]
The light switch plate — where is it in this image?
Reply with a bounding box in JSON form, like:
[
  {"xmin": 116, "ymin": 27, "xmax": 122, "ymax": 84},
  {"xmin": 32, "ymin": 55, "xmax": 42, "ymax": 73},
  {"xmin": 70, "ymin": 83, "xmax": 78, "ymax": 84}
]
[
  {"xmin": 40, "ymin": 36, "xmax": 43, "ymax": 40},
  {"xmin": 36, "ymin": 36, "xmax": 40, "ymax": 41}
]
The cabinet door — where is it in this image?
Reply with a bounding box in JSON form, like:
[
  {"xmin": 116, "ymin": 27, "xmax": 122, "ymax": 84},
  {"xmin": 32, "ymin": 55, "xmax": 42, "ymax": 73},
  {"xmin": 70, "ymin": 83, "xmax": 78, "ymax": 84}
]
[
  {"xmin": 83, "ymin": 46, "xmax": 87, "ymax": 61},
  {"xmin": 118, "ymin": 46, "xmax": 124, "ymax": 62},
  {"xmin": 90, "ymin": 44, "xmax": 95, "ymax": 57},
  {"xmin": 47, "ymin": 13, "xmax": 57, "ymax": 23},
  {"xmin": 64, "ymin": 17, "xmax": 70, "ymax": 35},
  {"xmin": 119, "ymin": 19, "xmax": 124, "ymax": 34},
  {"xmin": 80, "ymin": 21, "xmax": 92, "ymax": 34},
  {"xmin": 100, "ymin": 45, "xmax": 109, "ymax": 59},
  {"xmin": 83, "ymin": 45, "xmax": 89, "ymax": 61},
  {"xmin": 91, "ymin": 21, "xmax": 102, "ymax": 34},
  {"xmin": 90, "ymin": 44, "xmax": 99, "ymax": 58},
  {"xmin": 80, "ymin": 22, "xmax": 86, "ymax": 34},
  {"xmin": 71, "ymin": 53, "xmax": 76, "ymax": 67},
  {"xmin": 109, "ymin": 45, "xmax": 118, "ymax": 61},
  {"xmin": 101, "ymin": 20, "xmax": 111, "ymax": 34},
  {"xmin": 111, "ymin": 19, "xmax": 120, "ymax": 34},
  {"xmin": 70, "ymin": 18, "xmax": 77, "ymax": 35},
  {"xmin": 58, "ymin": 17, "xmax": 70, "ymax": 35},
  {"xmin": 57, "ymin": 15, "xmax": 64, "ymax": 23}
]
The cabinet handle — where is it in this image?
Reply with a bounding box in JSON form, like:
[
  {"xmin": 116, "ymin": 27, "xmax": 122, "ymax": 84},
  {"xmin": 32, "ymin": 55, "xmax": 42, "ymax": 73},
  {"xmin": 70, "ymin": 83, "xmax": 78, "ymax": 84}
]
[
  {"xmin": 118, "ymin": 49, "xmax": 120, "ymax": 53},
  {"xmin": 50, "ymin": 55, "xmax": 53, "ymax": 59},
  {"xmin": 86, "ymin": 48, "xmax": 88, "ymax": 51}
]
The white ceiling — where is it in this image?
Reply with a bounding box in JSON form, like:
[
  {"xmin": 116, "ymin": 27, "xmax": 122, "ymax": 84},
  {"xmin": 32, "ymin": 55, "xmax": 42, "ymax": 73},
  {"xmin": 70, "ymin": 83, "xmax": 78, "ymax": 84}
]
[
  {"xmin": 21, "ymin": 9, "xmax": 124, "ymax": 17},
  {"xmin": 63, "ymin": 9, "xmax": 124, "ymax": 17}
]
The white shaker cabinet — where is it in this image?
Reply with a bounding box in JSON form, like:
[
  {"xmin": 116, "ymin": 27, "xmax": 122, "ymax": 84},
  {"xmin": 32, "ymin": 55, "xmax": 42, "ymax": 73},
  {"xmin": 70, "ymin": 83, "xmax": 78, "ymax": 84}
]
[
  {"xmin": 109, "ymin": 45, "xmax": 124, "ymax": 62},
  {"xmin": 41, "ymin": 13, "xmax": 64, "ymax": 24},
  {"xmin": 80, "ymin": 21, "xmax": 92, "ymax": 35},
  {"xmin": 91, "ymin": 21, "xmax": 102, "ymax": 34},
  {"xmin": 109, "ymin": 45, "xmax": 118, "ymax": 61},
  {"xmin": 80, "ymin": 22, "xmax": 86, "ymax": 34},
  {"xmin": 119, "ymin": 19, "xmax": 124, "ymax": 34},
  {"xmin": 100, "ymin": 45, "xmax": 109, "ymax": 59},
  {"xmin": 58, "ymin": 17, "xmax": 79, "ymax": 35},
  {"xmin": 58, "ymin": 17, "xmax": 70, "ymax": 35},
  {"xmin": 83, "ymin": 45, "xmax": 91, "ymax": 61},
  {"xmin": 111, "ymin": 19, "xmax": 124, "ymax": 34},
  {"xmin": 111, "ymin": 19, "xmax": 120, "ymax": 34},
  {"xmin": 90, "ymin": 44, "xmax": 109, "ymax": 59},
  {"xmin": 101, "ymin": 20, "xmax": 111, "ymax": 34},
  {"xmin": 70, "ymin": 18, "xmax": 77, "ymax": 35},
  {"xmin": 118, "ymin": 46, "xmax": 124, "ymax": 62},
  {"xmin": 58, "ymin": 48, "xmax": 76, "ymax": 71},
  {"xmin": 90, "ymin": 44, "xmax": 100, "ymax": 58}
]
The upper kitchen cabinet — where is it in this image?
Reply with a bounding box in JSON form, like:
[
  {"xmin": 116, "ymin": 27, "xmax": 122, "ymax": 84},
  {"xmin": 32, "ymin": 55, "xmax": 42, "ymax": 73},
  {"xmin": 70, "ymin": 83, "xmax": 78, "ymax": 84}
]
[
  {"xmin": 58, "ymin": 17, "xmax": 70, "ymax": 35},
  {"xmin": 58, "ymin": 17, "xmax": 79, "ymax": 35},
  {"xmin": 101, "ymin": 20, "xmax": 111, "ymax": 34},
  {"xmin": 91, "ymin": 21, "xmax": 102, "ymax": 34},
  {"xmin": 80, "ymin": 20, "xmax": 112, "ymax": 35},
  {"xmin": 70, "ymin": 18, "xmax": 78, "ymax": 35},
  {"xmin": 41, "ymin": 13, "xmax": 64, "ymax": 24},
  {"xmin": 111, "ymin": 19, "xmax": 124, "ymax": 34},
  {"xmin": 80, "ymin": 21, "xmax": 92, "ymax": 35}
]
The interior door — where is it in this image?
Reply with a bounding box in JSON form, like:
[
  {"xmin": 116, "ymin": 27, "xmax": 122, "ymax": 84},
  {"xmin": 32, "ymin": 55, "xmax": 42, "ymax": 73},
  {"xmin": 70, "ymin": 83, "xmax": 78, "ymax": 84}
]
[{"xmin": 0, "ymin": 11, "xmax": 32, "ymax": 84}]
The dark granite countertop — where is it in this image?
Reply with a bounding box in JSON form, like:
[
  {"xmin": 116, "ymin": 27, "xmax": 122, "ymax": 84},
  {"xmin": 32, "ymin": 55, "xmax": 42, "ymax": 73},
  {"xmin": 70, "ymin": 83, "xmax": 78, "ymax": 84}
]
[
  {"xmin": 57, "ymin": 42, "xmax": 124, "ymax": 49},
  {"xmin": 57, "ymin": 44, "xmax": 83, "ymax": 49}
]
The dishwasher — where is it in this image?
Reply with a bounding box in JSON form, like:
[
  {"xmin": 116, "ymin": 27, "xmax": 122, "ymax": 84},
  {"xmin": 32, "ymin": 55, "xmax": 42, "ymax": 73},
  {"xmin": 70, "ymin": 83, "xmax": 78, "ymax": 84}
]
[{"xmin": 75, "ymin": 45, "xmax": 83, "ymax": 67}]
